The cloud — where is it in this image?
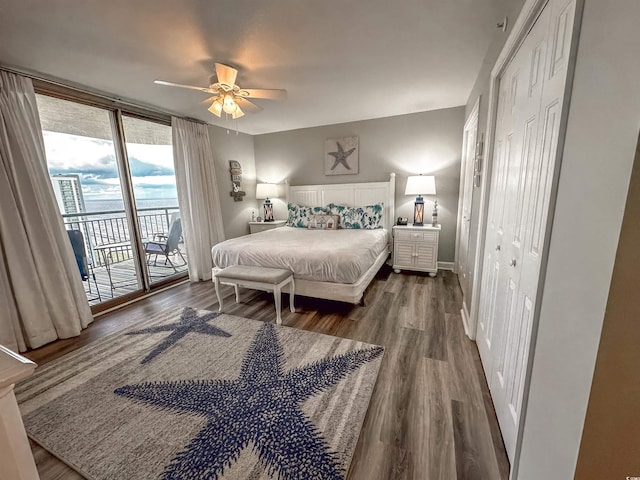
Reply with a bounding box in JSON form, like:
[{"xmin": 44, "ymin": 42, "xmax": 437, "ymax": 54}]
[
  {"xmin": 129, "ymin": 157, "xmax": 174, "ymax": 177},
  {"xmin": 49, "ymin": 155, "xmax": 173, "ymax": 180}
]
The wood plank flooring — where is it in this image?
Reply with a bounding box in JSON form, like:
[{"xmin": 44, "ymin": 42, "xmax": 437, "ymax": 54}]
[{"xmin": 25, "ymin": 267, "xmax": 509, "ymax": 480}]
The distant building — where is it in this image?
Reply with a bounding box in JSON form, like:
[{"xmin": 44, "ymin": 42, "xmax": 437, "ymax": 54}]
[{"xmin": 50, "ymin": 174, "xmax": 86, "ymax": 215}]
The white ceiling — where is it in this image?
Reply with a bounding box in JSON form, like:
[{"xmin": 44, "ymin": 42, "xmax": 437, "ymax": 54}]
[{"xmin": 0, "ymin": 0, "xmax": 508, "ymax": 135}]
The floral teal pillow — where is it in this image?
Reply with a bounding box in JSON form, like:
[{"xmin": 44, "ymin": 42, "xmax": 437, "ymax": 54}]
[
  {"xmin": 287, "ymin": 203, "xmax": 328, "ymax": 228},
  {"xmin": 327, "ymin": 203, "xmax": 384, "ymax": 229}
]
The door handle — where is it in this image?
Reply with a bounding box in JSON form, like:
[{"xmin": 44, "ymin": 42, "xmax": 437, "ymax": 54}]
[
  {"xmin": 496, "ymin": 245, "xmax": 501, "ymax": 251},
  {"xmin": 509, "ymin": 258, "xmax": 517, "ymax": 267}
]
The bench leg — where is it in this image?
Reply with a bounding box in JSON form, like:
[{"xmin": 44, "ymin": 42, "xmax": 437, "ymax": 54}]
[
  {"xmin": 274, "ymin": 285, "xmax": 282, "ymax": 325},
  {"xmin": 234, "ymin": 284, "xmax": 240, "ymax": 303},
  {"xmin": 289, "ymin": 278, "xmax": 295, "ymax": 312},
  {"xmin": 214, "ymin": 277, "xmax": 224, "ymax": 312}
]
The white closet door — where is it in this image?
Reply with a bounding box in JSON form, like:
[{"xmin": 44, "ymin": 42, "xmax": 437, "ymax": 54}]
[
  {"xmin": 476, "ymin": 0, "xmax": 576, "ymax": 461},
  {"xmin": 457, "ymin": 109, "xmax": 478, "ymax": 300}
]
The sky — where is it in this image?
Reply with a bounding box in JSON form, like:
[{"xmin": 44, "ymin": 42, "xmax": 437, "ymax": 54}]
[{"xmin": 43, "ymin": 131, "xmax": 177, "ymax": 202}]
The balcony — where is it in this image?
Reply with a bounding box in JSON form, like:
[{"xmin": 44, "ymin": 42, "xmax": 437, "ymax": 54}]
[{"xmin": 64, "ymin": 207, "xmax": 188, "ymax": 306}]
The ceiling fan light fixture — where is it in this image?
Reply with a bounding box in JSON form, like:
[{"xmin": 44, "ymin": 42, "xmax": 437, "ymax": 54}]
[
  {"xmin": 222, "ymin": 93, "xmax": 237, "ymax": 114},
  {"xmin": 208, "ymin": 98, "xmax": 223, "ymax": 117},
  {"xmin": 231, "ymin": 106, "xmax": 244, "ymax": 119},
  {"xmin": 155, "ymin": 63, "xmax": 287, "ymax": 121}
]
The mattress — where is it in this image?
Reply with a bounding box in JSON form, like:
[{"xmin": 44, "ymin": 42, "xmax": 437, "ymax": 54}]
[{"xmin": 211, "ymin": 226, "xmax": 388, "ymax": 284}]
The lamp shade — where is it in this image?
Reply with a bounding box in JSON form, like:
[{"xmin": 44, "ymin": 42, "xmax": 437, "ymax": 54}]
[
  {"xmin": 405, "ymin": 175, "xmax": 436, "ymax": 196},
  {"xmin": 256, "ymin": 183, "xmax": 279, "ymax": 199}
]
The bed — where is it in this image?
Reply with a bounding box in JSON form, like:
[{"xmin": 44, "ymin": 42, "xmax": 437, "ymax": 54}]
[{"xmin": 211, "ymin": 173, "xmax": 395, "ymax": 304}]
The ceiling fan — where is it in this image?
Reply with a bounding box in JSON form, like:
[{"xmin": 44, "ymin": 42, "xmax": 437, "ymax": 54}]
[{"xmin": 154, "ymin": 63, "xmax": 287, "ymax": 119}]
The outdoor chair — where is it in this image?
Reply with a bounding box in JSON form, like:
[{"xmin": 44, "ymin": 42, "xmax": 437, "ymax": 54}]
[
  {"xmin": 67, "ymin": 229, "xmax": 101, "ymax": 302},
  {"xmin": 144, "ymin": 217, "xmax": 186, "ymax": 273}
]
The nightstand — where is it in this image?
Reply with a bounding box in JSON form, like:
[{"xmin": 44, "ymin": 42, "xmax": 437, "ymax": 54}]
[
  {"xmin": 392, "ymin": 224, "xmax": 441, "ymax": 276},
  {"xmin": 249, "ymin": 219, "xmax": 287, "ymax": 234}
]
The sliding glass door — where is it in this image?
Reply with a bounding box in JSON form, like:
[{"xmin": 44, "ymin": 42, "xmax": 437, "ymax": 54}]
[
  {"xmin": 121, "ymin": 115, "xmax": 187, "ymax": 286},
  {"xmin": 35, "ymin": 94, "xmax": 186, "ymax": 310}
]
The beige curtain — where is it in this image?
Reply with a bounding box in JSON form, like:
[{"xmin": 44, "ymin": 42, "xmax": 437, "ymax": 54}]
[
  {"xmin": 172, "ymin": 117, "xmax": 225, "ymax": 281},
  {"xmin": 0, "ymin": 71, "xmax": 93, "ymax": 352}
]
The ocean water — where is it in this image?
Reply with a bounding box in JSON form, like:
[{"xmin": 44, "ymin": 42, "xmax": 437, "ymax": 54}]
[{"xmin": 84, "ymin": 198, "xmax": 178, "ymax": 213}]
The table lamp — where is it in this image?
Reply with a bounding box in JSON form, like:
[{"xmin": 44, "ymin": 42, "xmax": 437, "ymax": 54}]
[
  {"xmin": 256, "ymin": 183, "xmax": 278, "ymax": 222},
  {"xmin": 405, "ymin": 175, "xmax": 436, "ymax": 226}
]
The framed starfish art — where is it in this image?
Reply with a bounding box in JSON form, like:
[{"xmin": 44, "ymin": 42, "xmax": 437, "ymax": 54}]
[{"xmin": 325, "ymin": 136, "xmax": 358, "ymax": 175}]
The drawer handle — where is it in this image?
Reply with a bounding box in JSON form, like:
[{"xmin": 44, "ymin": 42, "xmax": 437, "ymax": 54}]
[
  {"xmin": 509, "ymin": 259, "xmax": 517, "ymax": 267},
  {"xmin": 496, "ymin": 245, "xmax": 501, "ymax": 251}
]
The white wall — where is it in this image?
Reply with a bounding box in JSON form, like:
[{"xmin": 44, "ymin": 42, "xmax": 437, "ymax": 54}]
[
  {"xmin": 208, "ymin": 125, "xmax": 259, "ymax": 239},
  {"xmin": 516, "ymin": 1, "xmax": 640, "ymax": 478},
  {"xmin": 253, "ymin": 108, "xmax": 464, "ymax": 262}
]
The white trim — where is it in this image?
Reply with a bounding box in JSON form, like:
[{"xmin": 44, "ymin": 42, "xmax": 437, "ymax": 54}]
[
  {"xmin": 461, "ymin": 304, "xmax": 471, "ymax": 338},
  {"xmin": 437, "ymin": 261, "xmax": 455, "ymax": 271}
]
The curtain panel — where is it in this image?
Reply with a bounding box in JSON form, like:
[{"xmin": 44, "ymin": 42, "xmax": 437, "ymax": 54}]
[
  {"xmin": 172, "ymin": 117, "xmax": 225, "ymax": 281},
  {"xmin": 0, "ymin": 71, "xmax": 93, "ymax": 352}
]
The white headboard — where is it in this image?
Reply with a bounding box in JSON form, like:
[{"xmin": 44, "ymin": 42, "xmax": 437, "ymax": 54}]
[{"xmin": 286, "ymin": 173, "xmax": 396, "ymax": 236}]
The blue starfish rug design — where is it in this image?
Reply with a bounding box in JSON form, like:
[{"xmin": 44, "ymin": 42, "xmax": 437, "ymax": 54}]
[
  {"xmin": 17, "ymin": 306, "xmax": 384, "ymax": 480},
  {"xmin": 126, "ymin": 307, "xmax": 231, "ymax": 364},
  {"xmin": 115, "ymin": 323, "xmax": 383, "ymax": 480}
]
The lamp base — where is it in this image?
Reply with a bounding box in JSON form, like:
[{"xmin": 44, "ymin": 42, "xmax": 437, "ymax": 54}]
[
  {"xmin": 263, "ymin": 199, "xmax": 274, "ymax": 222},
  {"xmin": 413, "ymin": 196, "xmax": 425, "ymax": 226}
]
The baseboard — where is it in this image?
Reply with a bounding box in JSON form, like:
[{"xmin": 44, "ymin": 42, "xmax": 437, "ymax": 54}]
[
  {"xmin": 461, "ymin": 303, "xmax": 474, "ymax": 340},
  {"xmin": 438, "ymin": 261, "xmax": 455, "ymax": 271}
]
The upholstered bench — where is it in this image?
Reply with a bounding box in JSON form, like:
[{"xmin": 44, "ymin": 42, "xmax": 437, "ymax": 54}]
[{"xmin": 213, "ymin": 265, "xmax": 295, "ymax": 325}]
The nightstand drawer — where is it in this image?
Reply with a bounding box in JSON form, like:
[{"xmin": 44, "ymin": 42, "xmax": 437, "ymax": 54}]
[
  {"xmin": 249, "ymin": 219, "xmax": 286, "ymax": 234},
  {"xmin": 395, "ymin": 229, "xmax": 438, "ymax": 243},
  {"xmin": 396, "ymin": 230, "xmax": 424, "ymax": 241},
  {"xmin": 423, "ymin": 231, "xmax": 438, "ymax": 243}
]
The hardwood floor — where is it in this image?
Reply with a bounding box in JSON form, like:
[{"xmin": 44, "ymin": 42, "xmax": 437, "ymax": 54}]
[{"xmin": 25, "ymin": 267, "xmax": 509, "ymax": 479}]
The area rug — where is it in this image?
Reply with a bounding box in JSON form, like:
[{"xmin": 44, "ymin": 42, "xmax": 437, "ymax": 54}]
[{"xmin": 16, "ymin": 306, "xmax": 383, "ymax": 480}]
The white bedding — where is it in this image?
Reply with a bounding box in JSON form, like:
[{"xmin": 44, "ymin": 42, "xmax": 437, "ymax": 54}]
[{"xmin": 211, "ymin": 226, "xmax": 388, "ymax": 284}]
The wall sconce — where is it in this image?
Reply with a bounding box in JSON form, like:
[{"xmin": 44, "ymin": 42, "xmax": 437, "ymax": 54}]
[
  {"xmin": 256, "ymin": 183, "xmax": 279, "ymax": 222},
  {"xmin": 405, "ymin": 175, "xmax": 436, "ymax": 226}
]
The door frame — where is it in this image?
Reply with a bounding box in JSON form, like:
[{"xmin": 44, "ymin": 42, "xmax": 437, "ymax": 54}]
[
  {"xmin": 467, "ymin": 0, "xmax": 584, "ymax": 476},
  {"xmin": 455, "ymin": 97, "xmax": 479, "ymax": 336}
]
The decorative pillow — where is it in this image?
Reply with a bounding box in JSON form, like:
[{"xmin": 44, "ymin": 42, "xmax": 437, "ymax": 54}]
[
  {"xmin": 308, "ymin": 214, "xmax": 339, "ymax": 230},
  {"xmin": 287, "ymin": 203, "xmax": 328, "ymax": 228},
  {"xmin": 327, "ymin": 203, "xmax": 384, "ymax": 229}
]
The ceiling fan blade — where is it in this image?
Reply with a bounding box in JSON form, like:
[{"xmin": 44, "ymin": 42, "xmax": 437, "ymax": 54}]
[
  {"xmin": 235, "ymin": 97, "xmax": 263, "ymax": 113},
  {"xmin": 215, "ymin": 63, "xmax": 238, "ymax": 87},
  {"xmin": 232, "ymin": 106, "xmax": 245, "ymax": 119},
  {"xmin": 242, "ymin": 88, "xmax": 287, "ymax": 101},
  {"xmin": 154, "ymin": 80, "xmax": 211, "ymax": 92}
]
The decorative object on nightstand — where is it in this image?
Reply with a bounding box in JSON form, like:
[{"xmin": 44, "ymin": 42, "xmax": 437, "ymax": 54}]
[
  {"xmin": 392, "ymin": 223, "xmax": 441, "ymax": 276},
  {"xmin": 256, "ymin": 183, "xmax": 278, "ymax": 222},
  {"xmin": 404, "ymin": 175, "xmax": 436, "ymax": 226},
  {"xmin": 432, "ymin": 199, "xmax": 438, "ymax": 226},
  {"xmin": 249, "ymin": 219, "xmax": 286, "ymax": 234}
]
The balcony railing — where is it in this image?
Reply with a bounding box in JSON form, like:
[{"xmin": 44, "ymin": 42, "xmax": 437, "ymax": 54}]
[{"xmin": 62, "ymin": 207, "xmax": 180, "ymax": 267}]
